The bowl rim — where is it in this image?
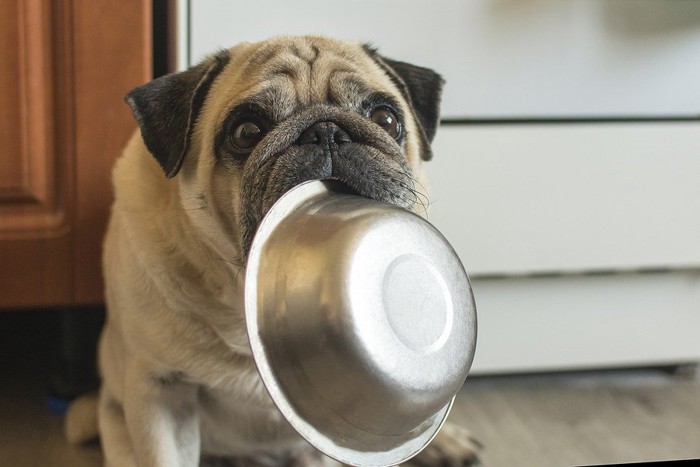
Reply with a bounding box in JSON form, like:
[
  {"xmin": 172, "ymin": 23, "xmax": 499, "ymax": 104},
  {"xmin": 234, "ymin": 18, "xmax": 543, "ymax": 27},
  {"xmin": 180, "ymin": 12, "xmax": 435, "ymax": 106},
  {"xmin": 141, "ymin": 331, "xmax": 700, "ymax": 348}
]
[{"xmin": 244, "ymin": 180, "xmax": 455, "ymax": 466}]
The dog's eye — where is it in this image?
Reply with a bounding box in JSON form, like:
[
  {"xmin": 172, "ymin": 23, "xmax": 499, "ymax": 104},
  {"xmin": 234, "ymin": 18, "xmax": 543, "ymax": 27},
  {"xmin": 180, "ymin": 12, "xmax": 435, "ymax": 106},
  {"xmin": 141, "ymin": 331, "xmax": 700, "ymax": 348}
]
[
  {"xmin": 369, "ymin": 107, "xmax": 401, "ymax": 139},
  {"xmin": 231, "ymin": 122, "xmax": 264, "ymax": 151}
]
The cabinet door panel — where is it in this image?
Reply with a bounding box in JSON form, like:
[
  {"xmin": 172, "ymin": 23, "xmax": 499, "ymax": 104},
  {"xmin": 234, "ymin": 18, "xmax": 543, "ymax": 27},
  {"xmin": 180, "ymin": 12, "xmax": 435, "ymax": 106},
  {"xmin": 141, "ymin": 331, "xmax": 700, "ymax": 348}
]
[
  {"xmin": 0, "ymin": 0, "xmax": 67, "ymax": 236},
  {"xmin": 0, "ymin": 0, "xmax": 73, "ymax": 308},
  {"xmin": 0, "ymin": 0, "xmax": 150, "ymax": 309}
]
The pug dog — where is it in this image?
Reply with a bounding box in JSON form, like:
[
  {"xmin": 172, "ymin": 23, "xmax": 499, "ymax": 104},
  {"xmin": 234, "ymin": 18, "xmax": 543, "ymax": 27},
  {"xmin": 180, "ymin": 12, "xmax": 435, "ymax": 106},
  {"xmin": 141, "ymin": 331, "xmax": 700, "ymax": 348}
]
[{"xmin": 91, "ymin": 36, "xmax": 479, "ymax": 466}]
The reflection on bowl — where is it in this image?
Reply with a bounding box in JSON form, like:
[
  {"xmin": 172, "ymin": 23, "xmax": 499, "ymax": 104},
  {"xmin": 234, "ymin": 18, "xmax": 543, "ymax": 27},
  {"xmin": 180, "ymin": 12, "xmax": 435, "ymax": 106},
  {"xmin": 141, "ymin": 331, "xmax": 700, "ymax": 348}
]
[{"xmin": 245, "ymin": 180, "xmax": 477, "ymax": 466}]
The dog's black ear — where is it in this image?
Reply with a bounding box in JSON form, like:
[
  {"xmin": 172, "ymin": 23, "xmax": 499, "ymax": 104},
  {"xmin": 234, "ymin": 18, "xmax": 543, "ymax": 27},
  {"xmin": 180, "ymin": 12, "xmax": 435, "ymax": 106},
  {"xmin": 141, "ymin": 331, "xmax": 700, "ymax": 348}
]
[
  {"xmin": 125, "ymin": 50, "xmax": 230, "ymax": 178},
  {"xmin": 364, "ymin": 46, "xmax": 444, "ymax": 161}
]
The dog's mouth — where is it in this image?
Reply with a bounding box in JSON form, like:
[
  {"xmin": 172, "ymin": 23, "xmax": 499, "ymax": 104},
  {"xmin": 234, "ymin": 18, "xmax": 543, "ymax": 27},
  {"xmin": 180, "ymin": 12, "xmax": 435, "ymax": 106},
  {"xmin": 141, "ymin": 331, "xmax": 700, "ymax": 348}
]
[{"xmin": 237, "ymin": 106, "xmax": 417, "ymax": 263}]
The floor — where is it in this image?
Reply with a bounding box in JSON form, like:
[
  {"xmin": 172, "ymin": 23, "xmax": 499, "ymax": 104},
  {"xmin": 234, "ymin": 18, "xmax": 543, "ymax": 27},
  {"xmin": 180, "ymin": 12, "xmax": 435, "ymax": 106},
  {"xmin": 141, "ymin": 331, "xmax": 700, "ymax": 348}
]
[
  {"xmin": 1, "ymin": 311, "xmax": 699, "ymax": 467},
  {"xmin": 0, "ymin": 310, "xmax": 102, "ymax": 467},
  {"xmin": 453, "ymin": 370, "xmax": 700, "ymax": 466}
]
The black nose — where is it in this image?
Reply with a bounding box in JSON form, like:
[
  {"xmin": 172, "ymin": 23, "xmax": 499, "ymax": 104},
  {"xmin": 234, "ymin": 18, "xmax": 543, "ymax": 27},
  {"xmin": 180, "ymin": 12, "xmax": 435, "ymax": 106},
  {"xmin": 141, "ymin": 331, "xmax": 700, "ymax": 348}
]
[{"xmin": 296, "ymin": 122, "xmax": 352, "ymax": 146}]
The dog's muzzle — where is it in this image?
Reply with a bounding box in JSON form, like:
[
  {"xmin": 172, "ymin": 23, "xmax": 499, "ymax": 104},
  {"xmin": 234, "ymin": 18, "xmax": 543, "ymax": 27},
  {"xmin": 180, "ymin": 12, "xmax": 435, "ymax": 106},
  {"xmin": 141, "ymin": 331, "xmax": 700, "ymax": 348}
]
[{"xmin": 238, "ymin": 106, "xmax": 415, "ymax": 260}]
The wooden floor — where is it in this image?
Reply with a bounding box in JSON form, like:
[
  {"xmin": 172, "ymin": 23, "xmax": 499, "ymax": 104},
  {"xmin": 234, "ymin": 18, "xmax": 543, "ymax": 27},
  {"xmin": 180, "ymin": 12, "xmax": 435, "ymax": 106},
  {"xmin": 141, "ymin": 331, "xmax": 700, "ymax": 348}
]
[
  {"xmin": 2, "ymin": 311, "xmax": 699, "ymax": 467},
  {"xmin": 455, "ymin": 370, "xmax": 700, "ymax": 466}
]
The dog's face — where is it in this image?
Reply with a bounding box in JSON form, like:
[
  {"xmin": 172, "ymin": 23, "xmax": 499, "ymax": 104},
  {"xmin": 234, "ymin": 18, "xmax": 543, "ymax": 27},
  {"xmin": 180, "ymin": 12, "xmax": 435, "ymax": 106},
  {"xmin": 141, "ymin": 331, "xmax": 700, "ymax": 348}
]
[{"xmin": 126, "ymin": 36, "xmax": 443, "ymax": 264}]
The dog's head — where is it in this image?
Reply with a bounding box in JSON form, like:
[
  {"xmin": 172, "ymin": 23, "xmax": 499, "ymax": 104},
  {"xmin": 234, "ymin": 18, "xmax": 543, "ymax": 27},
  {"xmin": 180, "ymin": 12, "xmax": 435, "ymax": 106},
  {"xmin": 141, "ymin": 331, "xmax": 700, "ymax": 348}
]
[{"xmin": 126, "ymin": 36, "xmax": 443, "ymax": 264}]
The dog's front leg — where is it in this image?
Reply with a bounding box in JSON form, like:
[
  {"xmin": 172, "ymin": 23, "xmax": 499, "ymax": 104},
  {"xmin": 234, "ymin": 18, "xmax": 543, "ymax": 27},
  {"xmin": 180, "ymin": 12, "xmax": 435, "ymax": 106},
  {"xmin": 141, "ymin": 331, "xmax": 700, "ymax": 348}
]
[{"xmin": 124, "ymin": 361, "xmax": 200, "ymax": 467}]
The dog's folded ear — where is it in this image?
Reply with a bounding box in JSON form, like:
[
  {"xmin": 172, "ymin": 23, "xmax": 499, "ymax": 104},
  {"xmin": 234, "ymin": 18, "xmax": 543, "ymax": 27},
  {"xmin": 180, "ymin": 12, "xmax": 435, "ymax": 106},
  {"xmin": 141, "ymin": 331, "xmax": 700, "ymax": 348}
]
[
  {"xmin": 125, "ymin": 50, "xmax": 230, "ymax": 178},
  {"xmin": 364, "ymin": 46, "xmax": 444, "ymax": 161}
]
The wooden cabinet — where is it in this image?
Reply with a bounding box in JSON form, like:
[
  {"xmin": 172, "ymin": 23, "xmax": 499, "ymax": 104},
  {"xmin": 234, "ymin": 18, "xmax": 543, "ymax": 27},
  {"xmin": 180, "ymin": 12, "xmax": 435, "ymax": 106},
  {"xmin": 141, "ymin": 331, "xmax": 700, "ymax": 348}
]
[{"xmin": 0, "ymin": 0, "xmax": 151, "ymax": 309}]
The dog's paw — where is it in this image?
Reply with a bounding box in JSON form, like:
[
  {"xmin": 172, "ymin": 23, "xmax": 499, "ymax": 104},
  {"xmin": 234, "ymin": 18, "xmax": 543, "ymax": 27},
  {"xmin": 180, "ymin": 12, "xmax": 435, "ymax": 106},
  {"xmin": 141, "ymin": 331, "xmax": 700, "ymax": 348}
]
[
  {"xmin": 64, "ymin": 392, "xmax": 99, "ymax": 445},
  {"xmin": 406, "ymin": 422, "xmax": 482, "ymax": 467}
]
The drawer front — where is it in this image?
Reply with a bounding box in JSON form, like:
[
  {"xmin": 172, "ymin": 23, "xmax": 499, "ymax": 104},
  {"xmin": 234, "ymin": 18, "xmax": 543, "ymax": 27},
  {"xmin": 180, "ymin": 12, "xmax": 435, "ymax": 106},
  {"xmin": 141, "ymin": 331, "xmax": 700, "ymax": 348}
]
[
  {"xmin": 470, "ymin": 271, "xmax": 700, "ymax": 373},
  {"xmin": 428, "ymin": 123, "xmax": 700, "ymax": 276},
  {"xmin": 186, "ymin": 0, "xmax": 700, "ymax": 119}
]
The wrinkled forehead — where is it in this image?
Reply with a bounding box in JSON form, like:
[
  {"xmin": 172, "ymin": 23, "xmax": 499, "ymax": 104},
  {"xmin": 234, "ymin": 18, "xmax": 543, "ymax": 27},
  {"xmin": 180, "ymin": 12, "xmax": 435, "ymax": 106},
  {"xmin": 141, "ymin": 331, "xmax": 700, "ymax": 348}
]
[{"xmin": 209, "ymin": 37, "xmax": 401, "ymax": 122}]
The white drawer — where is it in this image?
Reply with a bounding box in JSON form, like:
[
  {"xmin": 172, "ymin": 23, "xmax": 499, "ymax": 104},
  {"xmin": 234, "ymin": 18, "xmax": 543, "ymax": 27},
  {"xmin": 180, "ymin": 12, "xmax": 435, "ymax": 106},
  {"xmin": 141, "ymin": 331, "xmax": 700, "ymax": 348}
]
[
  {"xmin": 185, "ymin": 0, "xmax": 700, "ymax": 119},
  {"xmin": 427, "ymin": 122, "xmax": 700, "ymax": 276},
  {"xmin": 469, "ymin": 271, "xmax": 700, "ymax": 374}
]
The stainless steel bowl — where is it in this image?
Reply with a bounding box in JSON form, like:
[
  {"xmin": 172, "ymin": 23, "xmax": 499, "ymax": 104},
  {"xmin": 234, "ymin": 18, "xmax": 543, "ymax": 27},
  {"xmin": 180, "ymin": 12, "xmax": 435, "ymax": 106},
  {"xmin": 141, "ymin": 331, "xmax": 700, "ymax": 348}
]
[{"xmin": 245, "ymin": 180, "xmax": 477, "ymax": 466}]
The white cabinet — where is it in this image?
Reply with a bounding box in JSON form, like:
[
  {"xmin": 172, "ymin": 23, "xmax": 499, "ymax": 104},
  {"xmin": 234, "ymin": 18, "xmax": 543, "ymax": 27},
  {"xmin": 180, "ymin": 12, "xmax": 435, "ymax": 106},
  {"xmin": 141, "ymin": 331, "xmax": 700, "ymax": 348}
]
[
  {"xmin": 428, "ymin": 124, "xmax": 700, "ymax": 373},
  {"xmin": 180, "ymin": 0, "xmax": 700, "ymax": 373}
]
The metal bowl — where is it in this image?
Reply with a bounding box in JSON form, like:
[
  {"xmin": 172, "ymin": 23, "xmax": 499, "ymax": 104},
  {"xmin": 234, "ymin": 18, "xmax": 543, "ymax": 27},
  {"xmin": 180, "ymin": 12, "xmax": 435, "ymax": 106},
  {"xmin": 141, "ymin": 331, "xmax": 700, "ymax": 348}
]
[{"xmin": 245, "ymin": 180, "xmax": 477, "ymax": 466}]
